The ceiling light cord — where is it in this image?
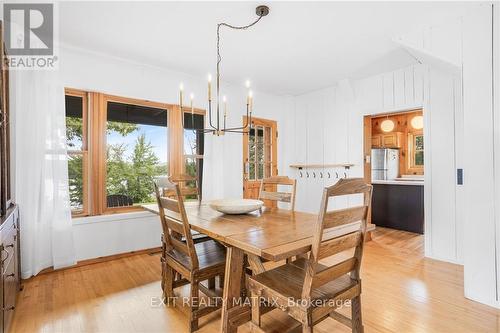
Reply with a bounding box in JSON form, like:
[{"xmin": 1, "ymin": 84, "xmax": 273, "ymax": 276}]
[{"xmin": 216, "ymin": 14, "xmax": 264, "ymax": 127}]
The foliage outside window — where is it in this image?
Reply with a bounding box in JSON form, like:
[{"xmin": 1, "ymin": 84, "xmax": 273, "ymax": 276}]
[
  {"xmin": 183, "ymin": 112, "xmax": 204, "ymax": 200},
  {"xmin": 66, "ymin": 91, "xmax": 88, "ymax": 216},
  {"xmin": 105, "ymin": 102, "xmax": 168, "ymax": 208},
  {"xmin": 408, "ymin": 131, "xmax": 424, "ymax": 171},
  {"xmin": 64, "ymin": 90, "xmax": 205, "ymax": 217}
]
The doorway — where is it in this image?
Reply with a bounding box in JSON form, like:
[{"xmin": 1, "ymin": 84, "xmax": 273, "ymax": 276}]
[
  {"xmin": 363, "ymin": 109, "xmax": 425, "ymax": 234},
  {"xmin": 242, "ymin": 116, "xmax": 277, "ymax": 205}
]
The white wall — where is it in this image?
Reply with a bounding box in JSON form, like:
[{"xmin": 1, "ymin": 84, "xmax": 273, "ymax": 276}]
[
  {"xmin": 282, "ymin": 61, "xmax": 463, "ymax": 264},
  {"xmin": 462, "ymin": 4, "xmax": 497, "ymax": 308},
  {"xmin": 57, "ymin": 46, "xmax": 291, "ymax": 261}
]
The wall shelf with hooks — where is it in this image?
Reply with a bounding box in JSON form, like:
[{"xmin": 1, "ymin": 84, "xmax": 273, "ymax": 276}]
[{"xmin": 289, "ymin": 163, "xmax": 354, "ymax": 169}]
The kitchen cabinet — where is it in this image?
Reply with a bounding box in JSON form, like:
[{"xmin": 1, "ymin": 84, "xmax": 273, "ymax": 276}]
[{"xmin": 372, "ymin": 132, "xmax": 403, "ymax": 148}]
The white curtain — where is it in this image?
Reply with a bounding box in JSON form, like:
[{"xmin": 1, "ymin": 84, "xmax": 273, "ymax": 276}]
[{"xmin": 11, "ymin": 69, "xmax": 76, "ymax": 278}]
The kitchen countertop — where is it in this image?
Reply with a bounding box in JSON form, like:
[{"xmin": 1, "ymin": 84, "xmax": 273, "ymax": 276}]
[{"xmin": 371, "ymin": 179, "xmax": 424, "ymax": 186}]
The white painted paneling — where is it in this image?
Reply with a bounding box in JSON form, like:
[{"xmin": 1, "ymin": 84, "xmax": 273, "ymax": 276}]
[
  {"xmin": 462, "ymin": 5, "xmax": 497, "ymax": 308},
  {"xmin": 404, "ymin": 67, "xmax": 415, "ymax": 106},
  {"xmin": 426, "ymin": 68, "xmax": 458, "ymax": 262},
  {"xmin": 394, "ymin": 69, "xmax": 406, "ymax": 107},
  {"xmin": 382, "ymin": 72, "xmax": 395, "ymax": 109}
]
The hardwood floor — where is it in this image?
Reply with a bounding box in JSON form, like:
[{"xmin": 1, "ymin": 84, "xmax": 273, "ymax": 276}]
[{"xmin": 11, "ymin": 228, "xmax": 500, "ymax": 332}]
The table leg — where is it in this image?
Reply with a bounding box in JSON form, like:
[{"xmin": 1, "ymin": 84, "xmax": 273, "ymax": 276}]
[{"xmin": 221, "ymin": 246, "xmax": 245, "ymax": 333}]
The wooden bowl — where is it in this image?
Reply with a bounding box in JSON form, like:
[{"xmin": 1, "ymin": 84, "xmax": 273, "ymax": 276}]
[{"xmin": 209, "ymin": 199, "xmax": 264, "ymax": 215}]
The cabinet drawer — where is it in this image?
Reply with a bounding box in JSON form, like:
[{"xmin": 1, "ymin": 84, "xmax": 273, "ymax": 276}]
[{"xmin": 3, "ymin": 254, "xmax": 16, "ymax": 333}]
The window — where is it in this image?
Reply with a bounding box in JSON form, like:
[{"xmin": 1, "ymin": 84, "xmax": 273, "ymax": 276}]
[
  {"xmin": 105, "ymin": 101, "xmax": 168, "ymax": 209},
  {"xmin": 64, "ymin": 90, "xmax": 205, "ymax": 217},
  {"xmin": 247, "ymin": 125, "xmax": 274, "ymax": 180},
  {"xmin": 65, "ymin": 90, "xmax": 88, "ymax": 216},
  {"xmin": 183, "ymin": 112, "xmax": 204, "ymax": 199},
  {"xmin": 408, "ymin": 131, "xmax": 424, "ymax": 171}
]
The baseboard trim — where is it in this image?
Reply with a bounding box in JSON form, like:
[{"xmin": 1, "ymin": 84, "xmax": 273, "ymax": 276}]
[{"xmin": 25, "ymin": 247, "xmax": 162, "ymax": 280}]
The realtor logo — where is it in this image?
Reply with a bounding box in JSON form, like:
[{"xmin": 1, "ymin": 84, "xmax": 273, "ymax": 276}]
[{"xmin": 3, "ymin": 3, "xmax": 58, "ymax": 69}]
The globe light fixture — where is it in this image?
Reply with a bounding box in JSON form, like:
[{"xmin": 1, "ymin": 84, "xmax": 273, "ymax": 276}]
[
  {"xmin": 411, "ymin": 115, "xmax": 424, "ymax": 130},
  {"xmin": 380, "ymin": 119, "xmax": 395, "ymax": 132}
]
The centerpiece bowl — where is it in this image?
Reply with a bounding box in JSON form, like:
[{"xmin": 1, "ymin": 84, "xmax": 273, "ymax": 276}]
[{"xmin": 209, "ymin": 199, "xmax": 264, "ymax": 215}]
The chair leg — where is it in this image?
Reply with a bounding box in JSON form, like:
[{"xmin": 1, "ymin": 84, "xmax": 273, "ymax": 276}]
[
  {"xmin": 251, "ymin": 290, "xmax": 261, "ymax": 327},
  {"xmin": 208, "ymin": 277, "xmax": 216, "ymax": 289},
  {"xmin": 189, "ymin": 281, "xmax": 199, "ymax": 332},
  {"xmin": 351, "ymin": 296, "xmax": 364, "ymax": 333},
  {"xmin": 163, "ymin": 264, "xmax": 174, "ymax": 300}
]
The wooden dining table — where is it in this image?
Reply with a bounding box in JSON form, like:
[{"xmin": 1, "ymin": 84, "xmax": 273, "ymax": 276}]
[{"xmin": 142, "ymin": 202, "xmax": 359, "ymax": 333}]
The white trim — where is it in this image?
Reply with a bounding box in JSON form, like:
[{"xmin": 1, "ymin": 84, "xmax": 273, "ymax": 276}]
[{"xmin": 72, "ymin": 210, "xmax": 157, "ymax": 225}]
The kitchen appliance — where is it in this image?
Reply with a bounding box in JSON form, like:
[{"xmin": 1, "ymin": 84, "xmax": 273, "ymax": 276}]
[{"xmin": 371, "ymin": 148, "xmax": 399, "ymax": 180}]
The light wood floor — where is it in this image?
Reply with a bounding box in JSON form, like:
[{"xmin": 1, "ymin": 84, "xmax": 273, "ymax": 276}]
[{"xmin": 11, "ymin": 228, "xmax": 500, "ymax": 333}]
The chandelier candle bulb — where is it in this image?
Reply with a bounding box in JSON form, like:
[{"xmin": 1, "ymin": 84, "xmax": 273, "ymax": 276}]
[
  {"xmin": 179, "ymin": 83, "xmax": 184, "ymax": 109},
  {"xmin": 207, "ymin": 74, "xmax": 212, "ymax": 101}
]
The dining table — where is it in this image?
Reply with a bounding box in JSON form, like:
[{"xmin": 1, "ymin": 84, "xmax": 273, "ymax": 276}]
[{"xmin": 142, "ymin": 202, "xmax": 359, "ymax": 333}]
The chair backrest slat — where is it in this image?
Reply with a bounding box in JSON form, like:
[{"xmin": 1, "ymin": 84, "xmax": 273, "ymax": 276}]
[
  {"xmin": 258, "ymin": 176, "xmax": 297, "ymax": 211},
  {"xmin": 159, "ymin": 197, "xmax": 180, "ymax": 213},
  {"xmin": 323, "ymin": 206, "xmax": 367, "ymax": 229},
  {"xmin": 170, "ymin": 236, "xmax": 191, "ymax": 256},
  {"xmin": 317, "ymin": 231, "xmax": 362, "ymax": 260},
  {"xmin": 301, "ymin": 178, "xmax": 372, "ymax": 301},
  {"xmin": 154, "ymin": 177, "xmax": 200, "ymax": 269},
  {"xmin": 259, "ymin": 191, "xmax": 292, "ymax": 203},
  {"xmin": 311, "ymin": 257, "xmax": 357, "ymax": 289},
  {"xmin": 163, "ymin": 215, "xmax": 186, "ymax": 236}
]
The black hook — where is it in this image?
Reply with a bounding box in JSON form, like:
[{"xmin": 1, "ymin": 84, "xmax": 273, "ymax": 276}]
[
  {"xmin": 328, "ymin": 172, "xmax": 331, "ymax": 178},
  {"xmin": 344, "ymin": 172, "xmax": 347, "ymax": 178},
  {"xmin": 320, "ymin": 172, "xmax": 323, "ymax": 178},
  {"xmin": 335, "ymin": 172, "xmax": 339, "ymax": 179},
  {"xmin": 306, "ymin": 172, "xmax": 310, "ymax": 178},
  {"xmin": 313, "ymin": 172, "xmax": 316, "ymax": 178},
  {"xmin": 299, "ymin": 171, "xmax": 303, "ymax": 178}
]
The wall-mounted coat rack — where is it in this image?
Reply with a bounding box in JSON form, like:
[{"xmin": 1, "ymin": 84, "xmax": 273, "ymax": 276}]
[
  {"xmin": 289, "ymin": 163, "xmax": 354, "ymax": 169},
  {"xmin": 291, "ymin": 163, "xmax": 354, "ymax": 179}
]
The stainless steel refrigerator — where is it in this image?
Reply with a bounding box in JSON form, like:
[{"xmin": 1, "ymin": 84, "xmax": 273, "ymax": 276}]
[{"xmin": 371, "ymin": 148, "xmax": 399, "ymax": 180}]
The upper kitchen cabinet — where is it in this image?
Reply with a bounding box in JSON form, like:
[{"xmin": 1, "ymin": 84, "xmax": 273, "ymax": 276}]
[{"xmin": 372, "ymin": 132, "xmax": 403, "ymax": 148}]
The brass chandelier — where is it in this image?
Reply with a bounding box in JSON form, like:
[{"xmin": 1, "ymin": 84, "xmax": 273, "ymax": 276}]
[{"xmin": 179, "ymin": 5, "xmax": 270, "ymax": 135}]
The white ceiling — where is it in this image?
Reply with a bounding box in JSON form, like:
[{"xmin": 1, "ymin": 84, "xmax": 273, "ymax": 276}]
[{"xmin": 59, "ymin": 1, "xmax": 476, "ymax": 96}]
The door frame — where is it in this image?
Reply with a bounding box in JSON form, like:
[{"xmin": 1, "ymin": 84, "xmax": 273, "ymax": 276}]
[{"xmin": 242, "ymin": 116, "xmax": 278, "ymax": 200}]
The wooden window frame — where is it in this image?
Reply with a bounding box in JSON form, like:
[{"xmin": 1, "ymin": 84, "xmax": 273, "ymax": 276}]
[
  {"xmin": 181, "ymin": 108, "xmax": 205, "ymax": 196},
  {"xmin": 65, "ymin": 88, "xmax": 90, "ymax": 217},
  {"xmin": 65, "ymin": 89, "xmax": 206, "ymax": 217},
  {"xmin": 408, "ymin": 130, "xmax": 424, "ymax": 174}
]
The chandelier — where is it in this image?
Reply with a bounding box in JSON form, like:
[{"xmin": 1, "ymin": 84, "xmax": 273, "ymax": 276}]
[{"xmin": 179, "ymin": 5, "xmax": 270, "ymax": 136}]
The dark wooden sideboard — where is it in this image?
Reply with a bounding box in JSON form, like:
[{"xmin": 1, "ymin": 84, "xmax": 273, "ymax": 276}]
[{"xmin": 0, "ymin": 205, "xmax": 20, "ymax": 333}]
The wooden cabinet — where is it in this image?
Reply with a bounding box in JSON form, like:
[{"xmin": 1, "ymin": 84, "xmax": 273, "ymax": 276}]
[
  {"xmin": 0, "ymin": 205, "xmax": 20, "ymax": 333},
  {"xmin": 372, "ymin": 132, "xmax": 403, "ymax": 148}
]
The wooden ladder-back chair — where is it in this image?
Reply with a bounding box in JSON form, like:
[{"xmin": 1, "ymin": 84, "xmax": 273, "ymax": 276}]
[
  {"xmin": 153, "ymin": 178, "xmax": 226, "ymax": 332},
  {"xmin": 160, "ymin": 174, "xmax": 209, "ymax": 244},
  {"xmin": 249, "ymin": 178, "xmax": 373, "ymax": 333},
  {"xmin": 169, "ymin": 173, "xmax": 201, "ymax": 201},
  {"xmin": 258, "ymin": 176, "xmax": 297, "ymax": 211}
]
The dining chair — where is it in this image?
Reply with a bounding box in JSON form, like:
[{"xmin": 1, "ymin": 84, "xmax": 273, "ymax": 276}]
[
  {"xmin": 153, "ymin": 178, "xmax": 226, "ymax": 332},
  {"xmin": 169, "ymin": 173, "xmax": 201, "ymax": 201},
  {"xmin": 258, "ymin": 175, "xmax": 297, "ymax": 211},
  {"xmin": 157, "ymin": 175, "xmax": 210, "ymax": 244},
  {"xmin": 248, "ymin": 178, "xmax": 372, "ymax": 333}
]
